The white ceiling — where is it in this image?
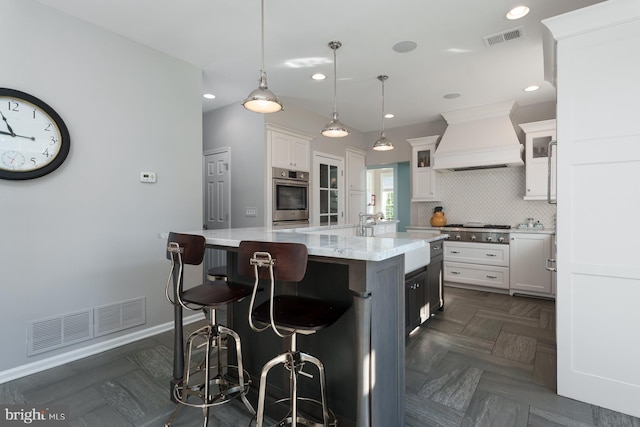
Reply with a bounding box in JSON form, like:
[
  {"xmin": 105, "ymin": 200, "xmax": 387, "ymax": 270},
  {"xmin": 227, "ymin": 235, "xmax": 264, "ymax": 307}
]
[{"xmin": 36, "ymin": 0, "xmax": 603, "ymax": 133}]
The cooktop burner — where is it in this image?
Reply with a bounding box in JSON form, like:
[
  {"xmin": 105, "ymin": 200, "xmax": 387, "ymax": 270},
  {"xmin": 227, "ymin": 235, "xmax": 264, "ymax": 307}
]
[{"xmin": 442, "ymin": 223, "xmax": 511, "ymax": 230}]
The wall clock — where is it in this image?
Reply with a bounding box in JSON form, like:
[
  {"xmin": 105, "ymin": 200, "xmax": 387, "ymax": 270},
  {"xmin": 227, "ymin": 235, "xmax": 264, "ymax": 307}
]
[{"xmin": 0, "ymin": 88, "xmax": 70, "ymax": 180}]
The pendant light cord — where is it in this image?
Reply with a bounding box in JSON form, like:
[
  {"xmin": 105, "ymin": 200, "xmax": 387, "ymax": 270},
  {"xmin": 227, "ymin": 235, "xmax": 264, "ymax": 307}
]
[
  {"xmin": 332, "ymin": 45, "xmax": 338, "ymax": 115},
  {"xmin": 260, "ymin": 0, "xmax": 265, "ymax": 76},
  {"xmin": 380, "ymin": 78, "xmax": 385, "ymax": 133}
]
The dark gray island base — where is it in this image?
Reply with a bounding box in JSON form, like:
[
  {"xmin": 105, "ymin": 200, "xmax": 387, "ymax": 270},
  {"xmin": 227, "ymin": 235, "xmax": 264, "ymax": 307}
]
[{"xmin": 223, "ymin": 249, "xmax": 405, "ymax": 427}]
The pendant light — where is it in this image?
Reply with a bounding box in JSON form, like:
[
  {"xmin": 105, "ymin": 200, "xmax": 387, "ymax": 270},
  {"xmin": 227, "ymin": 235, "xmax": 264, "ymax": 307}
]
[
  {"xmin": 372, "ymin": 75, "xmax": 394, "ymax": 151},
  {"xmin": 321, "ymin": 41, "xmax": 350, "ymax": 138},
  {"xmin": 242, "ymin": 0, "xmax": 283, "ymax": 113}
]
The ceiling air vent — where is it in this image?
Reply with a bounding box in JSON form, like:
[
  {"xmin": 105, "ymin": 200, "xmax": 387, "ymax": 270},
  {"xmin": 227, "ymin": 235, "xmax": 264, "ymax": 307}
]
[{"xmin": 483, "ymin": 27, "xmax": 525, "ymax": 47}]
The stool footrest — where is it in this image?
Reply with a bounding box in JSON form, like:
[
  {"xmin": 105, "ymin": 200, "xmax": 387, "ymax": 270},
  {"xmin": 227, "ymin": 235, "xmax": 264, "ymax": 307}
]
[{"xmin": 249, "ymin": 397, "xmax": 337, "ymax": 427}]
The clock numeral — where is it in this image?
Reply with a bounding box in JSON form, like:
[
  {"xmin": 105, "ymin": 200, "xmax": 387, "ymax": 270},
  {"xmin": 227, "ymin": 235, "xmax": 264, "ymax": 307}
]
[
  {"xmin": 44, "ymin": 123, "xmax": 52, "ymax": 131},
  {"xmin": 7, "ymin": 101, "xmax": 19, "ymax": 112},
  {"xmin": 32, "ymin": 109, "xmax": 37, "ymax": 119},
  {"xmin": 50, "ymin": 136, "xmax": 58, "ymax": 145},
  {"xmin": 30, "ymin": 157, "xmax": 36, "ymax": 166},
  {"xmin": 42, "ymin": 148, "xmax": 51, "ymax": 158}
]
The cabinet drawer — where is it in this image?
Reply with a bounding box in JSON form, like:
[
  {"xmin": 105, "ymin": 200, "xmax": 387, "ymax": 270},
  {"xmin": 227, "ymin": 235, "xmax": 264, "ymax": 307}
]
[
  {"xmin": 444, "ymin": 242, "xmax": 509, "ymax": 267},
  {"xmin": 444, "ymin": 261, "xmax": 509, "ymax": 289},
  {"xmin": 430, "ymin": 241, "xmax": 444, "ymax": 257}
]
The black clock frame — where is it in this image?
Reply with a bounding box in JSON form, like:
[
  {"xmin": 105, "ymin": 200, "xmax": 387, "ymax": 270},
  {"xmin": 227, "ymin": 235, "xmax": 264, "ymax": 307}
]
[{"xmin": 0, "ymin": 88, "xmax": 71, "ymax": 180}]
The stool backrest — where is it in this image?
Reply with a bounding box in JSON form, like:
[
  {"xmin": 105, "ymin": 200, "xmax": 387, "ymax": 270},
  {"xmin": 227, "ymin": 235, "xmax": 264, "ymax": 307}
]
[
  {"xmin": 166, "ymin": 232, "xmax": 206, "ymax": 265},
  {"xmin": 237, "ymin": 241, "xmax": 308, "ymax": 281}
]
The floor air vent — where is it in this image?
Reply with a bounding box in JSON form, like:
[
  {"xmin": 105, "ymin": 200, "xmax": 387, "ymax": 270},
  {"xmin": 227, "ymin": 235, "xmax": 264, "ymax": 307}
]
[
  {"xmin": 483, "ymin": 27, "xmax": 524, "ymax": 47},
  {"xmin": 94, "ymin": 296, "xmax": 146, "ymax": 337},
  {"xmin": 28, "ymin": 310, "xmax": 93, "ymax": 356}
]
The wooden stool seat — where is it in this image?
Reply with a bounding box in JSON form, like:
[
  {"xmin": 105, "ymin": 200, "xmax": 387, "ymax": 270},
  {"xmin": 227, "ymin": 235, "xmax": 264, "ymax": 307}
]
[
  {"xmin": 181, "ymin": 281, "xmax": 252, "ymax": 308},
  {"xmin": 252, "ymin": 294, "xmax": 346, "ymax": 332}
]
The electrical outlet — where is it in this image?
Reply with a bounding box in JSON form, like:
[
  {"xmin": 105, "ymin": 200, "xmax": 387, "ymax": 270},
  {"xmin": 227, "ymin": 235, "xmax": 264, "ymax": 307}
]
[{"xmin": 245, "ymin": 207, "xmax": 257, "ymax": 217}]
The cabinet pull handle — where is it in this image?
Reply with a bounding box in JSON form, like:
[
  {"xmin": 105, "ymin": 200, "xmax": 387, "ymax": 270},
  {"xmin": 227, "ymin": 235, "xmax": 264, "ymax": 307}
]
[
  {"xmin": 450, "ymin": 250, "xmax": 460, "ymax": 254},
  {"xmin": 451, "ymin": 271, "xmax": 461, "ymax": 275},
  {"xmin": 433, "ymin": 246, "xmax": 440, "ymax": 250},
  {"xmin": 485, "ymin": 253, "xmax": 496, "ymax": 257},
  {"xmin": 548, "ymin": 140, "xmax": 557, "ymax": 205},
  {"xmin": 486, "ymin": 275, "xmax": 498, "ymax": 279}
]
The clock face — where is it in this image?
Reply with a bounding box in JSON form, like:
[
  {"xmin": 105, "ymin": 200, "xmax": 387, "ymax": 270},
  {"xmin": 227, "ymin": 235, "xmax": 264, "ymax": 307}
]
[{"xmin": 0, "ymin": 88, "xmax": 70, "ymax": 180}]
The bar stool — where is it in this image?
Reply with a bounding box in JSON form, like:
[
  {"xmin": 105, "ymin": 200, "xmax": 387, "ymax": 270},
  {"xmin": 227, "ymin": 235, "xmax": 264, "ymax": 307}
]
[
  {"xmin": 164, "ymin": 232, "xmax": 255, "ymax": 427},
  {"xmin": 207, "ymin": 266, "xmax": 228, "ymax": 281},
  {"xmin": 238, "ymin": 241, "xmax": 348, "ymax": 427}
]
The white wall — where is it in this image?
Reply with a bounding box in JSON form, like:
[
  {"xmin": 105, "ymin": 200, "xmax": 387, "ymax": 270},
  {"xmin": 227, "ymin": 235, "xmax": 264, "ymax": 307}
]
[{"xmin": 1, "ymin": 1, "xmax": 203, "ymax": 376}]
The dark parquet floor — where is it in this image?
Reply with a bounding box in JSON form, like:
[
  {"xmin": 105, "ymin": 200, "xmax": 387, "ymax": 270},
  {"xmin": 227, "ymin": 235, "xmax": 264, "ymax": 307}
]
[{"xmin": 1, "ymin": 286, "xmax": 639, "ymax": 426}]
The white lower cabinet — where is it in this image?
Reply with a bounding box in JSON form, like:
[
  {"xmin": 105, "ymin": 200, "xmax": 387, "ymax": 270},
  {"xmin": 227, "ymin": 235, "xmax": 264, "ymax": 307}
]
[
  {"xmin": 443, "ymin": 242, "xmax": 510, "ymax": 290},
  {"xmin": 509, "ymin": 233, "xmax": 553, "ymax": 296},
  {"xmin": 444, "ymin": 262, "xmax": 509, "ymax": 289}
]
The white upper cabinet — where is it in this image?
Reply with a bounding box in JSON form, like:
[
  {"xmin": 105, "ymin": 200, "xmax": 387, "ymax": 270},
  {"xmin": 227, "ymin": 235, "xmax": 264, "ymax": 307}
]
[
  {"xmin": 267, "ymin": 125, "xmax": 311, "ymax": 172},
  {"xmin": 519, "ymin": 119, "xmax": 556, "ymax": 201},
  {"xmin": 408, "ymin": 136, "xmax": 441, "ymax": 202},
  {"xmin": 346, "ymin": 147, "xmax": 366, "ymax": 224},
  {"xmin": 346, "ymin": 148, "xmax": 366, "ymax": 191}
]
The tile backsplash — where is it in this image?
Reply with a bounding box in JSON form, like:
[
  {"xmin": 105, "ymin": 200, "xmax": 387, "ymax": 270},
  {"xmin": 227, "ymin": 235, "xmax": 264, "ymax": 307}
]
[{"xmin": 412, "ymin": 167, "xmax": 557, "ymax": 229}]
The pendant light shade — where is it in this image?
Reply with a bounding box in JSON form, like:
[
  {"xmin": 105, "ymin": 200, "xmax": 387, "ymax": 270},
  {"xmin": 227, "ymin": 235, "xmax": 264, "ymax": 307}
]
[
  {"xmin": 322, "ymin": 41, "xmax": 349, "ymax": 138},
  {"xmin": 243, "ymin": 0, "xmax": 283, "ymax": 113},
  {"xmin": 372, "ymin": 75, "xmax": 394, "ymax": 151}
]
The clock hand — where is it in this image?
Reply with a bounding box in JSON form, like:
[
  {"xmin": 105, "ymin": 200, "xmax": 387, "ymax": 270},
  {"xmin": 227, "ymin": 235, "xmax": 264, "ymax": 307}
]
[
  {"xmin": 0, "ymin": 129, "xmax": 35, "ymax": 140},
  {"xmin": 0, "ymin": 111, "xmax": 16, "ymax": 135}
]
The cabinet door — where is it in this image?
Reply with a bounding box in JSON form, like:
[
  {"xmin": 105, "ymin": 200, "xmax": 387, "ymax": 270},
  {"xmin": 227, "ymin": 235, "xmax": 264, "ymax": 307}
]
[
  {"xmin": 408, "ymin": 137, "xmax": 441, "ymax": 202},
  {"xmin": 347, "ymin": 150, "xmax": 366, "ymax": 191},
  {"xmin": 269, "ymin": 129, "xmax": 310, "ymax": 171},
  {"xmin": 426, "ymin": 254, "xmax": 443, "ymax": 316},
  {"xmin": 348, "ymin": 190, "xmax": 366, "ymax": 225},
  {"xmin": 520, "ymin": 120, "xmax": 556, "ymax": 200},
  {"xmin": 509, "ymin": 233, "xmax": 552, "ymax": 294},
  {"xmin": 291, "ymin": 137, "xmax": 310, "ymax": 171},
  {"xmin": 271, "ymin": 131, "xmax": 293, "ymax": 169},
  {"xmin": 405, "ymin": 269, "xmax": 426, "ymax": 335}
]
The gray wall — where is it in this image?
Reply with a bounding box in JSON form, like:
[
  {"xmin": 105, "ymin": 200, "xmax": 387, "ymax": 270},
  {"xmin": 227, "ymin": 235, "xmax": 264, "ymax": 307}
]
[
  {"xmin": 1, "ymin": 1, "xmax": 203, "ymax": 375},
  {"xmin": 203, "ymin": 104, "xmax": 266, "ymax": 227}
]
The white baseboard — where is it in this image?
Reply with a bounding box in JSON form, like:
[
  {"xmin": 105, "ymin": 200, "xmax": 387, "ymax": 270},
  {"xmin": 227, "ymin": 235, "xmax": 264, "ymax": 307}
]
[{"xmin": 0, "ymin": 313, "xmax": 204, "ymax": 384}]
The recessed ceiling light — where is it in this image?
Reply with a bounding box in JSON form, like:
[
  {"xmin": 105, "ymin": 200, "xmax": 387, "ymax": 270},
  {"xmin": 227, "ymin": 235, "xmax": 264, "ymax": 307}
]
[
  {"xmin": 385, "ymin": 113, "xmax": 395, "ymax": 119},
  {"xmin": 523, "ymin": 85, "xmax": 539, "ymax": 92},
  {"xmin": 506, "ymin": 5, "xmax": 530, "ymax": 20},
  {"xmin": 311, "ymin": 73, "xmax": 326, "ymax": 81},
  {"xmin": 203, "ymin": 93, "xmax": 216, "ymax": 99},
  {"xmin": 392, "ymin": 41, "xmax": 417, "ymax": 53},
  {"xmin": 443, "ymin": 92, "xmax": 461, "ymax": 99}
]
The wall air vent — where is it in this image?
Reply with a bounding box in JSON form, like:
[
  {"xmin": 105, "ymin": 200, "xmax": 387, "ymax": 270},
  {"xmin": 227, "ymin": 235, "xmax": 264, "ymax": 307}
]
[
  {"xmin": 94, "ymin": 296, "xmax": 146, "ymax": 337},
  {"xmin": 483, "ymin": 27, "xmax": 525, "ymax": 47},
  {"xmin": 28, "ymin": 310, "xmax": 93, "ymax": 356}
]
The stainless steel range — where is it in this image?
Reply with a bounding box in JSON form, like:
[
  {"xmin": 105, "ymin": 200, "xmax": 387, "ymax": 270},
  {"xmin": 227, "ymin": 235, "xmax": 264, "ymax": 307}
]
[
  {"xmin": 440, "ymin": 223, "xmax": 512, "ymax": 291},
  {"xmin": 441, "ymin": 223, "xmax": 510, "ymax": 244}
]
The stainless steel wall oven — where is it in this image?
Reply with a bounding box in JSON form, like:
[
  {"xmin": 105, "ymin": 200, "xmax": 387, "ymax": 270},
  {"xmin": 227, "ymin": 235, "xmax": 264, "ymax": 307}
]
[{"xmin": 272, "ymin": 167, "xmax": 309, "ymax": 225}]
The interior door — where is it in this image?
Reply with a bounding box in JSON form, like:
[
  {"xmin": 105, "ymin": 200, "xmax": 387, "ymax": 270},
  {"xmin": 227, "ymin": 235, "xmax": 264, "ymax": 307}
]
[{"xmin": 204, "ymin": 149, "xmax": 230, "ymax": 268}]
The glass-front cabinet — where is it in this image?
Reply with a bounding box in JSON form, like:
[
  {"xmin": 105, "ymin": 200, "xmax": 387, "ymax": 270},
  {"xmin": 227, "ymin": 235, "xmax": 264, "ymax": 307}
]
[
  {"xmin": 408, "ymin": 136, "xmax": 441, "ymax": 202},
  {"xmin": 319, "ymin": 163, "xmax": 340, "ymax": 225},
  {"xmin": 519, "ymin": 119, "xmax": 556, "ymax": 201}
]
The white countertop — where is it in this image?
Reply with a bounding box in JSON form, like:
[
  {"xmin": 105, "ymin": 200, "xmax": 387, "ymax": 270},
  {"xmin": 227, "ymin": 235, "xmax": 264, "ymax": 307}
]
[
  {"xmin": 406, "ymin": 225, "xmax": 555, "ymax": 235},
  {"xmin": 183, "ymin": 227, "xmax": 428, "ymax": 262}
]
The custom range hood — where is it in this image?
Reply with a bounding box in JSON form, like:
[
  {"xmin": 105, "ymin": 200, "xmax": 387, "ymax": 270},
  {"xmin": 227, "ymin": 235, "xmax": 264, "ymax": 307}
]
[{"xmin": 433, "ymin": 101, "xmax": 524, "ymax": 171}]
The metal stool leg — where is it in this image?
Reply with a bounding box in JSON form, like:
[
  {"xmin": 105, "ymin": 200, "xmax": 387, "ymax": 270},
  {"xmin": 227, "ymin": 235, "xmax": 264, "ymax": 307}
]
[{"xmin": 166, "ymin": 319, "xmax": 254, "ymax": 426}]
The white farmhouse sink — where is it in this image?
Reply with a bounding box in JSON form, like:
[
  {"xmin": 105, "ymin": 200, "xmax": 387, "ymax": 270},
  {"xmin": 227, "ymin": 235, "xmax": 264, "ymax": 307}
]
[{"xmin": 404, "ymin": 245, "xmax": 430, "ymax": 274}]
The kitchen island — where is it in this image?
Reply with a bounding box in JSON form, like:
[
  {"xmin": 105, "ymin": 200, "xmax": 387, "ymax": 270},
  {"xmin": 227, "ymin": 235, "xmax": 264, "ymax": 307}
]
[{"xmin": 173, "ymin": 226, "xmax": 442, "ymax": 427}]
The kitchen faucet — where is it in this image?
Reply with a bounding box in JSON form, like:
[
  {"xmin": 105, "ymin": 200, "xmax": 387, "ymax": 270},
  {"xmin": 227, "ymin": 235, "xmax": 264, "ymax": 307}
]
[{"xmin": 358, "ymin": 212, "xmax": 385, "ymax": 236}]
